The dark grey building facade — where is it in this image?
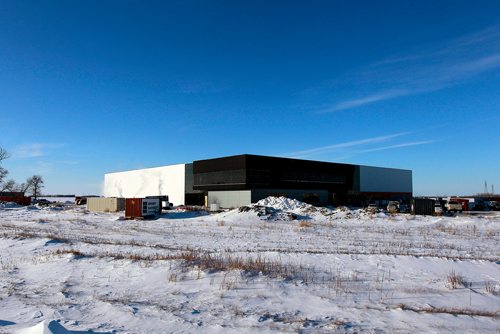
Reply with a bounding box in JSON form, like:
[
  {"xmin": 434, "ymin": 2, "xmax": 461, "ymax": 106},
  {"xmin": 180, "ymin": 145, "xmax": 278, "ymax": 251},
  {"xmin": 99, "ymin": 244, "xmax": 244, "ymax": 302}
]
[{"xmin": 192, "ymin": 154, "xmax": 412, "ymax": 207}]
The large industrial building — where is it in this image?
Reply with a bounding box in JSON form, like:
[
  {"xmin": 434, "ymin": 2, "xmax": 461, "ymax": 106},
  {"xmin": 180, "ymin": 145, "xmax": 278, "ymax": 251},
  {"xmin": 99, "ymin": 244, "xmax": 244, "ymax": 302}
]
[{"xmin": 103, "ymin": 154, "xmax": 412, "ymax": 208}]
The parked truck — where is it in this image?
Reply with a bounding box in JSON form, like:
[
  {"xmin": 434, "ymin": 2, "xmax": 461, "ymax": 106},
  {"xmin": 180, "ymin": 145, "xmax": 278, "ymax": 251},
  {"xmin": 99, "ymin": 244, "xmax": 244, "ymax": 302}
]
[
  {"xmin": 387, "ymin": 201, "xmax": 399, "ymax": 213},
  {"xmin": 445, "ymin": 200, "xmax": 463, "ymax": 212}
]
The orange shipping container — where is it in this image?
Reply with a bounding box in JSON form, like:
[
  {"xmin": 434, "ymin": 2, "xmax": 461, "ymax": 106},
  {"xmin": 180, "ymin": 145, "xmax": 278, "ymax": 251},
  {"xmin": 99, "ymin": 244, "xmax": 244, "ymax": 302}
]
[{"xmin": 125, "ymin": 198, "xmax": 160, "ymax": 218}]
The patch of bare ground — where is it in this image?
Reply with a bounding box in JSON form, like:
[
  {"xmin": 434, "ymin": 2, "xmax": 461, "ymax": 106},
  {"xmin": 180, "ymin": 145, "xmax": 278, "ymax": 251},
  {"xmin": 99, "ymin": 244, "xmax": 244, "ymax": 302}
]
[{"xmin": 397, "ymin": 304, "xmax": 500, "ymax": 318}]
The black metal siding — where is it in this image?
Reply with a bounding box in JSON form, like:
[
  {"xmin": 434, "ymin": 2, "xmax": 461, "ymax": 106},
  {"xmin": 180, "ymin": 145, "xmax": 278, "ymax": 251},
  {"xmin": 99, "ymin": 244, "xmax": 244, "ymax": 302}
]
[{"xmin": 193, "ymin": 154, "xmax": 356, "ymax": 197}]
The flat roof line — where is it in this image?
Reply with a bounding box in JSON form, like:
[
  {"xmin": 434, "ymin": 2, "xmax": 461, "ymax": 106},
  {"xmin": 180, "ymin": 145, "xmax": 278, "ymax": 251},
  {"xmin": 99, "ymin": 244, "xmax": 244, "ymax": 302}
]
[{"xmin": 105, "ymin": 154, "xmax": 412, "ymax": 174}]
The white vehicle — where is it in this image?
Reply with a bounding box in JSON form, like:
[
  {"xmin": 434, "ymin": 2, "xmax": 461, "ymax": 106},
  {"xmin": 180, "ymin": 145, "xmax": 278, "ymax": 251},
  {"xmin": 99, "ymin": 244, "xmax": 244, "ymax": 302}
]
[
  {"xmin": 434, "ymin": 203, "xmax": 443, "ymax": 215},
  {"xmin": 387, "ymin": 201, "xmax": 399, "ymax": 213},
  {"xmin": 445, "ymin": 200, "xmax": 463, "ymax": 212},
  {"xmin": 367, "ymin": 203, "xmax": 378, "ymax": 213}
]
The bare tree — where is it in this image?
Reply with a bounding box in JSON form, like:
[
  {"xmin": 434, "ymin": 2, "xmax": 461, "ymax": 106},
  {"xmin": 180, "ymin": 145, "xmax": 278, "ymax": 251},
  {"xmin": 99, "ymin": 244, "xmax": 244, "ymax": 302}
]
[
  {"xmin": 26, "ymin": 175, "xmax": 44, "ymax": 200},
  {"xmin": 17, "ymin": 181, "xmax": 31, "ymax": 194},
  {"xmin": 1, "ymin": 179, "xmax": 17, "ymax": 192},
  {"xmin": 0, "ymin": 168, "xmax": 7, "ymax": 185},
  {"xmin": 1, "ymin": 148, "xmax": 45, "ymax": 198},
  {"xmin": 0, "ymin": 147, "xmax": 10, "ymax": 187},
  {"xmin": 1, "ymin": 148, "xmax": 46, "ymax": 199},
  {"xmin": 0, "ymin": 147, "xmax": 9, "ymax": 162}
]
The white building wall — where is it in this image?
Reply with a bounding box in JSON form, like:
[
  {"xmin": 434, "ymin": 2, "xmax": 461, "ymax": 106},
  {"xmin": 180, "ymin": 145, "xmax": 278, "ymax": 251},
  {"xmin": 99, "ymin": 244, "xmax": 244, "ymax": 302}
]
[
  {"xmin": 104, "ymin": 164, "xmax": 186, "ymax": 205},
  {"xmin": 359, "ymin": 166, "xmax": 412, "ymax": 193}
]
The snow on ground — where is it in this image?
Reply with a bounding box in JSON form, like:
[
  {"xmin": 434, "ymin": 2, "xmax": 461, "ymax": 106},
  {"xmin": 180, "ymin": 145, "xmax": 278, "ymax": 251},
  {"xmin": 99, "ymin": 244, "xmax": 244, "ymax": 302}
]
[{"xmin": 0, "ymin": 197, "xmax": 499, "ymax": 333}]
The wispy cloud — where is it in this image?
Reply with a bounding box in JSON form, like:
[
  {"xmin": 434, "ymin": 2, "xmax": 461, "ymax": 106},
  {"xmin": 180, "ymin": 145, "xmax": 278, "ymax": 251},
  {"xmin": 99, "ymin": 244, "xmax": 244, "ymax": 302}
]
[
  {"xmin": 360, "ymin": 140, "xmax": 435, "ymax": 153},
  {"xmin": 316, "ymin": 24, "xmax": 500, "ymax": 112},
  {"xmin": 12, "ymin": 143, "xmax": 66, "ymax": 159},
  {"xmin": 450, "ymin": 53, "xmax": 500, "ymax": 76},
  {"xmin": 375, "ymin": 25, "xmax": 500, "ymax": 66},
  {"xmin": 284, "ymin": 132, "xmax": 409, "ymax": 158},
  {"xmin": 319, "ymin": 89, "xmax": 410, "ymax": 113}
]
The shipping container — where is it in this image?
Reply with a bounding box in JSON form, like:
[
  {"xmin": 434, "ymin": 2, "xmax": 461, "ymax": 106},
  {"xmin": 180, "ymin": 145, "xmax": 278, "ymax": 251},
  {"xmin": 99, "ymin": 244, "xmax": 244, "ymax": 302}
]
[
  {"xmin": 86, "ymin": 197, "xmax": 125, "ymax": 212},
  {"xmin": 125, "ymin": 198, "xmax": 160, "ymax": 219},
  {"xmin": 0, "ymin": 195, "xmax": 31, "ymax": 206},
  {"xmin": 411, "ymin": 198, "xmax": 435, "ymax": 215}
]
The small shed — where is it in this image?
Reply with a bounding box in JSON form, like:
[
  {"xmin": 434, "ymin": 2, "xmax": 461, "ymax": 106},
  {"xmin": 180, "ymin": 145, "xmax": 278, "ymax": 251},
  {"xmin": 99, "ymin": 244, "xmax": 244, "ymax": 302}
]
[
  {"xmin": 125, "ymin": 198, "xmax": 160, "ymax": 219},
  {"xmin": 87, "ymin": 197, "xmax": 125, "ymax": 212}
]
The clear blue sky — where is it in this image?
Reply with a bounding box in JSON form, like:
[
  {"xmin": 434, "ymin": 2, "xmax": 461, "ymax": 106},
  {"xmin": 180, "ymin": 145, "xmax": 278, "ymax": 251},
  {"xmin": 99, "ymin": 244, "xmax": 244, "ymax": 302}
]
[{"xmin": 1, "ymin": 0, "xmax": 499, "ymax": 196}]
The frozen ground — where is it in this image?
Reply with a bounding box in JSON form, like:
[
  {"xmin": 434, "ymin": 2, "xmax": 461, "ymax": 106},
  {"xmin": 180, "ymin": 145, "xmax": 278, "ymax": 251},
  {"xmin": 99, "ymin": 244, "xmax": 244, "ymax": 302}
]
[{"xmin": 0, "ymin": 197, "xmax": 499, "ymax": 333}]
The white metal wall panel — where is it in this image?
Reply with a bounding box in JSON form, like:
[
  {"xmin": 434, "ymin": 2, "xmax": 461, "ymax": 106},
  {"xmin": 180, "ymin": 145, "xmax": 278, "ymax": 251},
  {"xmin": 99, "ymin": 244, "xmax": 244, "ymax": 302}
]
[
  {"xmin": 208, "ymin": 190, "xmax": 252, "ymax": 208},
  {"xmin": 359, "ymin": 166, "xmax": 412, "ymax": 193},
  {"xmin": 103, "ymin": 164, "xmax": 186, "ymax": 205}
]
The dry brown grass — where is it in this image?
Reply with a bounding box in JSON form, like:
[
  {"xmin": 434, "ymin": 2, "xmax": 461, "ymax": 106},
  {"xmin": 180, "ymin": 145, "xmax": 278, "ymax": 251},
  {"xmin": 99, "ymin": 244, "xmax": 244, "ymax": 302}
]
[
  {"xmin": 299, "ymin": 221, "xmax": 312, "ymax": 228},
  {"xmin": 485, "ymin": 281, "xmax": 498, "ymax": 294},
  {"xmin": 54, "ymin": 248, "xmax": 85, "ymax": 257},
  {"xmin": 51, "ymin": 248, "xmax": 305, "ymax": 280},
  {"xmin": 398, "ymin": 304, "xmax": 499, "ymax": 318},
  {"xmin": 446, "ymin": 270, "xmax": 469, "ymax": 289}
]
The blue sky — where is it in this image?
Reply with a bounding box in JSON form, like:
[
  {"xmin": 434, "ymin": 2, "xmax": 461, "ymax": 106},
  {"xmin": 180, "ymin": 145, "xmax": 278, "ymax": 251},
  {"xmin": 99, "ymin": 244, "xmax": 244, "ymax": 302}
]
[{"xmin": 0, "ymin": 0, "xmax": 499, "ymax": 196}]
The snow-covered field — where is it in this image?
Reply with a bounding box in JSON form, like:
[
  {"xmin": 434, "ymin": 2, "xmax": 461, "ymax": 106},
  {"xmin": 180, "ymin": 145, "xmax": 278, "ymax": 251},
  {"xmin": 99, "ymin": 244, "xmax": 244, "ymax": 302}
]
[{"xmin": 0, "ymin": 197, "xmax": 499, "ymax": 333}]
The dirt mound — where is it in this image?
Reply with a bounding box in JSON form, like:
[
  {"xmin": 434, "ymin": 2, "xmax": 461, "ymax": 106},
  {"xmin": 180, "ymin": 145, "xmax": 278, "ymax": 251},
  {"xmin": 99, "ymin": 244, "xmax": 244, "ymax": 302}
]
[
  {"xmin": 238, "ymin": 204, "xmax": 300, "ymax": 220},
  {"xmin": 256, "ymin": 196, "xmax": 340, "ymax": 217},
  {"xmin": 255, "ymin": 196, "xmax": 311, "ymax": 211},
  {"xmin": 233, "ymin": 197, "xmax": 364, "ymax": 221}
]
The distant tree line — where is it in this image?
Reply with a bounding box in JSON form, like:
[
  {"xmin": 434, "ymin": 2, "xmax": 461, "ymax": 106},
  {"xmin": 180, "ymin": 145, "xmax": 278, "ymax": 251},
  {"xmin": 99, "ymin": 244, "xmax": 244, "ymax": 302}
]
[{"xmin": 0, "ymin": 147, "xmax": 44, "ymax": 199}]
